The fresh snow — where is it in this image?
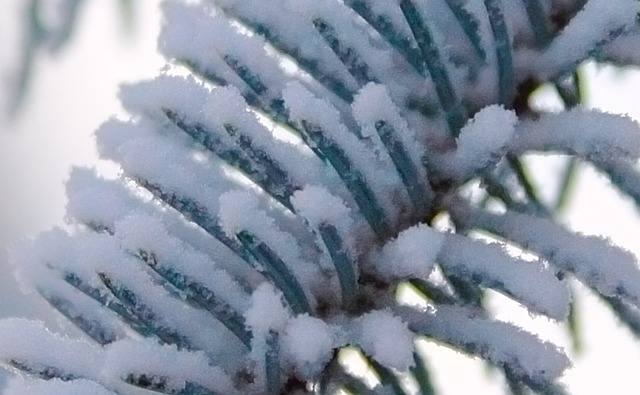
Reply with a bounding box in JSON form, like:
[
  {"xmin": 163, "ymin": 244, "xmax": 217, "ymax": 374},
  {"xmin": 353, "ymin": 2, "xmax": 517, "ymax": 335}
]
[
  {"xmin": 281, "ymin": 315, "xmax": 336, "ymax": 379},
  {"xmin": 401, "ymin": 305, "xmax": 570, "ymax": 384},
  {"xmin": 103, "ymin": 339, "xmax": 239, "ymax": 395},
  {"xmin": 355, "ymin": 310, "xmax": 415, "ymax": 371},
  {"xmin": 533, "ymin": 0, "xmax": 640, "ymax": 78},
  {"xmin": 447, "ymin": 105, "xmax": 518, "ymax": 179},
  {"xmin": 291, "ymin": 185, "xmax": 354, "ymax": 236},
  {"xmin": 438, "ymin": 234, "xmax": 570, "ymax": 320},
  {"xmin": 512, "ymin": 109, "xmax": 640, "ymax": 160},
  {"xmin": 376, "ymin": 223, "xmax": 443, "ymax": 280},
  {"xmin": 0, "ymin": 319, "xmax": 103, "ymax": 384},
  {"xmin": 244, "ymin": 283, "xmax": 291, "ymax": 338},
  {"xmin": 467, "ymin": 208, "xmax": 640, "ymax": 308}
]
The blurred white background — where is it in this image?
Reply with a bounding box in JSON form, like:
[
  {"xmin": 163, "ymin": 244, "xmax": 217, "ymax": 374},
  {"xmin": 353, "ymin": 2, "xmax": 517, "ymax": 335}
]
[
  {"xmin": 1, "ymin": 1, "xmax": 640, "ymax": 394},
  {"xmin": 0, "ymin": 0, "xmax": 164, "ymax": 388}
]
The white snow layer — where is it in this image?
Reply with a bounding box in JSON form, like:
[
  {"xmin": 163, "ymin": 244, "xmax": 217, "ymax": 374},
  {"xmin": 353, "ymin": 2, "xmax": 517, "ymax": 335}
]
[
  {"xmin": 535, "ymin": 0, "xmax": 640, "ymax": 78},
  {"xmin": 404, "ymin": 305, "xmax": 570, "ymax": 382},
  {"xmin": 65, "ymin": 169, "xmax": 260, "ymax": 285},
  {"xmin": 64, "ymin": 167, "xmax": 145, "ymax": 231},
  {"xmin": 0, "ymin": 320, "xmax": 238, "ymax": 395},
  {"xmin": 438, "ymin": 234, "xmax": 570, "ymax": 320},
  {"xmin": 283, "ymin": 82, "xmax": 409, "ymax": 219},
  {"xmin": 281, "ymin": 314, "xmax": 336, "ymax": 379},
  {"xmin": 512, "ymin": 109, "xmax": 640, "ymax": 160},
  {"xmin": 218, "ymin": 190, "xmax": 322, "ymax": 296},
  {"xmin": 355, "ymin": 311, "xmax": 415, "ymax": 371},
  {"xmin": 103, "ymin": 339, "xmax": 239, "ymax": 395},
  {"xmin": 244, "ymin": 283, "xmax": 291, "ymax": 337},
  {"xmin": 376, "ymin": 223, "xmax": 444, "ymax": 280},
  {"xmin": 375, "ymin": 221, "xmax": 568, "ymax": 319},
  {"xmin": 162, "ymin": 1, "xmax": 291, "ymax": 101},
  {"xmin": 0, "ymin": 319, "xmax": 102, "ymax": 383},
  {"xmin": 119, "ymin": 76, "xmax": 336, "ymax": 204},
  {"xmin": 472, "ymin": 209, "xmax": 640, "ymax": 308},
  {"xmin": 291, "ymin": 185, "xmax": 353, "ymax": 235},
  {"xmin": 351, "ymin": 83, "xmax": 427, "ymax": 180},
  {"xmin": 7, "ymin": 0, "xmax": 640, "ymax": 393},
  {"xmin": 450, "ymin": 105, "xmax": 517, "ymax": 179},
  {"xmin": 113, "ymin": 214, "xmax": 249, "ymax": 312}
]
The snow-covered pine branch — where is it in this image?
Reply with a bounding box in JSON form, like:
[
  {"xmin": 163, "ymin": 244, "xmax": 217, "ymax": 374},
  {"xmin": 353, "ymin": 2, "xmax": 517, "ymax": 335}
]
[{"xmin": 4, "ymin": 0, "xmax": 640, "ymax": 394}]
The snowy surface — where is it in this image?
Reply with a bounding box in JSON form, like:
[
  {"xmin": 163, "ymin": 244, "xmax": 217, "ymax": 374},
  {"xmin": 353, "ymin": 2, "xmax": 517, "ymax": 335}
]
[
  {"xmin": 512, "ymin": 109, "xmax": 640, "ymax": 160},
  {"xmin": 103, "ymin": 339, "xmax": 239, "ymax": 395},
  {"xmin": 375, "ymin": 223, "xmax": 443, "ymax": 280},
  {"xmin": 291, "ymin": 186, "xmax": 353, "ymax": 235},
  {"xmin": 449, "ymin": 105, "xmax": 517, "ymax": 179},
  {"xmin": 439, "ymin": 234, "xmax": 570, "ymax": 320},
  {"xmin": 0, "ymin": 319, "xmax": 102, "ymax": 383},
  {"xmin": 469, "ymin": 208, "xmax": 640, "ymax": 309},
  {"xmin": 355, "ymin": 310, "xmax": 415, "ymax": 371},
  {"xmin": 245, "ymin": 283, "xmax": 291, "ymax": 338},
  {"xmin": 532, "ymin": 0, "xmax": 640, "ymax": 78},
  {"xmin": 281, "ymin": 314, "xmax": 336, "ymax": 379},
  {"xmin": 402, "ymin": 305, "xmax": 571, "ymax": 383}
]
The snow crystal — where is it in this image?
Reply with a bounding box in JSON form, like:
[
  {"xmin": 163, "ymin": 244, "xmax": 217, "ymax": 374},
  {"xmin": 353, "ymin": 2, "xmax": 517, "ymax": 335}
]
[
  {"xmin": 218, "ymin": 190, "xmax": 272, "ymax": 235},
  {"xmin": 0, "ymin": 319, "xmax": 102, "ymax": 382},
  {"xmin": 449, "ymin": 105, "xmax": 517, "ymax": 179},
  {"xmin": 284, "ymin": 0, "xmax": 397, "ymax": 84},
  {"xmin": 218, "ymin": 190, "xmax": 320, "ymax": 290},
  {"xmin": 291, "ymin": 185, "xmax": 353, "ymax": 235},
  {"xmin": 356, "ymin": 310, "xmax": 414, "ymax": 371},
  {"xmin": 96, "ymin": 117, "xmax": 241, "ymax": 218},
  {"xmin": 64, "ymin": 168, "xmax": 147, "ymax": 231},
  {"xmin": 469, "ymin": 208, "xmax": 640, "ymax": 309},
  {"xmin": 202, "ymin": 85, "xmax": 341, "ymax": 202},
  {"xmin": 281, "ymin": 314, "xmax": 335, "ymax": 378},
  {"xmin": 213, "ymin": 0, "xmax": 359, "ymax": 92},
  {"xmin": 512, "ymin": 109, "xmax": 640, "ymax": 160},
  {"xmin": 160, "ymin": 0, "xmax": 216, "ymax": 60},
  {"xmin": 11, "ymin": 228, "xmax": 103, "ymax": 296},
  {"xmin": 45, "ymin": 232, "xmax": 249, "ymax": 367},
  {"xmin": 203, "ymin": 86, "xmax": 253, "ymax": 128},
  {"xmin": 163, "ymin": 1, "xmax": 291, "ymax": 102},
  {"xmin": 119, "ymin": 75, "xmax": 208, "ymax": 123},
  {"xmin": 201, "ymin": 15, "xmax": 288, "ymax": 99},
  {"xmin": 65, "ymin": 169, "xmax": 258, "ymax": 285},
  {"xmin": 160, "ymin": 1, "xmax": 245, "ymax": 92},
  {"xmin": 283, "ymin": 82, "xmax": 408, "ymax": 220},
  {"xmin": 401, "ymin": 305, "xmax": 570, "ymax": 383},
  {"xmin": 535, "ymin": 0, "xmax": 640, "ymax": 78},
  {"xmin": 282, "ymin": 82, "xmax": 349, "ymax": 140},
  {"xmin": 375, "ymin": 224, "xmax": 443, "ymax": 280},
  {"xmin": 113, "ymin": 214, "xmax": 249, "ymax": 312},
  {"xmin": 103, "ymin": 338, "xmax": 238, "ymax": 395},
  {"xmin": 245, "ymin": 283, "xmax": 291, "ymax": 337},
  {"xmin": 438, "ymin": 234, "xmax": 570, "ymax": 320},
  {"xmin": 105, "ymin": 267, "xmax": 245, "ymax": 365},
  {"xmin": 352, "ymin": 83, "xmax": 426, "ymax": 170}
]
